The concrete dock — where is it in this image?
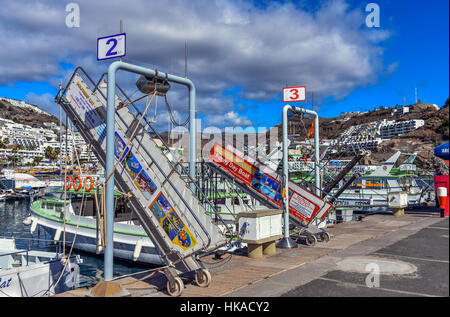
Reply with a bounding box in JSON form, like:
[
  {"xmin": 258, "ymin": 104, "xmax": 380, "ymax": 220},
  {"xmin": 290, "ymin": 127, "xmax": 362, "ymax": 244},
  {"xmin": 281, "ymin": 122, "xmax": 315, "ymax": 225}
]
[{"xmin": 55, "ymin": 210, "xmax": 449, "ymax": 297}]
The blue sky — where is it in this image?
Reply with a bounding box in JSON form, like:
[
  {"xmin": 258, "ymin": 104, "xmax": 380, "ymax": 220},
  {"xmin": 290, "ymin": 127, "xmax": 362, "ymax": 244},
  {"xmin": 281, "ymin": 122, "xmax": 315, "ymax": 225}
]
[
  {"xmin": 0, "ymin": 0, "xmax": 448, "ymax": 130},
  {"xmin": 235, "ymin": 0, "xmax": 450, "ymax": 126}
]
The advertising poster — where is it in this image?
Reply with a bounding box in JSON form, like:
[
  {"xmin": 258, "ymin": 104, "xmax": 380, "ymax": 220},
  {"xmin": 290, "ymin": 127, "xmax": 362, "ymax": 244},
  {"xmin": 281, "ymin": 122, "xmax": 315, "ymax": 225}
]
[
  {"xmin": 136, "ymin": 170, "xmax": 158, "ymax": 200},
  {"xmin": 149, "ymin": 192, "xmax": 197, "ymax": 251},
  {"xmin": 115, "ymin": 131, "xmax": 158, "ymax": 201},
  {"xmin": 114, "ymin": 132, "xmax": 130, "ymax": 162},
  {"xmin": 209, "ymin": 143, "xmax": 332, "ymax": 222},
  {"xmin": 66, "ymin": 74, "xmax": 107, "ymax": 143},
  {"xmin": 124, "ymin": 152, "xmax": 142, "ymax": 179}
]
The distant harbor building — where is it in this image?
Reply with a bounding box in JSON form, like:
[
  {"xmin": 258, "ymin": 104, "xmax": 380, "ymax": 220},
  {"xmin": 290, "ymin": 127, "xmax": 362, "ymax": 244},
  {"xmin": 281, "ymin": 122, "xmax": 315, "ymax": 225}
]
[
  {"xmin": 391, "ymin": 106, "xmax": 410, "ymax": 117},
  {"xmin": 331, "ymin": 118, "xmax": 425, "ymax": 153},
  {"xmin": 0, "ymin": 117, "xmax": 97, "ymax": 165},
  {"xmin": 380, "ymin": 120, "xmax": 425, "ymax": 140}
]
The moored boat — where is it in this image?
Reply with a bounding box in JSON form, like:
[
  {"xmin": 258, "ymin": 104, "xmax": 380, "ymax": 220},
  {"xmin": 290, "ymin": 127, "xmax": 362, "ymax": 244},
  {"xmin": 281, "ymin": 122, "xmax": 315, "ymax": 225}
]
[{"xmin": 0, "ymin": 237, "xmax": 82, "ymax": 297}]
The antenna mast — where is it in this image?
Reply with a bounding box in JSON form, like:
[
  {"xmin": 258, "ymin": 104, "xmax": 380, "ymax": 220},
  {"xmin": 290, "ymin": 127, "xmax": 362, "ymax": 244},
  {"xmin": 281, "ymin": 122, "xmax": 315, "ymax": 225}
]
[{"xmin": 185, "ymin": 41, "xmax": 188, "ymax": 79}]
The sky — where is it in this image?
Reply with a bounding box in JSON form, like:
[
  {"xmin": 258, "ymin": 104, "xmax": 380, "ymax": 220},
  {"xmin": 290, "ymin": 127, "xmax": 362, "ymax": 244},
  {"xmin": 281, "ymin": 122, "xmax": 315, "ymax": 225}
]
[{"xmin": 0, "ymin": 0, "xmax": 448, "ymax": 131}]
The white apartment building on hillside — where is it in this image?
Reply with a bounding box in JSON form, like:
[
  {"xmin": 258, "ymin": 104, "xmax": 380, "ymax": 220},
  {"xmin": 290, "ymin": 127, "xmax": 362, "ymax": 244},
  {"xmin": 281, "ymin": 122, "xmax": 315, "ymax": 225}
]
[
  {"xmin": 0, "ymin": 118, "xmax": 97, "ymax": 164},
  {"xmin": 380, "ymin": 119, "xmax": 424, "ymax": 140},
  {"xmin": 333, "ymin": 119, "xmax": 425, "ymax": 153}
]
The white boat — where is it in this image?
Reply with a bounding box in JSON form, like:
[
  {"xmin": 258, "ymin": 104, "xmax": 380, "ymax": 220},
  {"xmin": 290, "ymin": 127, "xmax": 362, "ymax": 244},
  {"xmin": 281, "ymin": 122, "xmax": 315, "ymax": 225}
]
[
  {"xmin": 28, "ymin": 188, "xmax": 244, "ymax": 265},
  {"xmin": 0, "ymin": 238, "xmax": 82, "ymax": 297},
  {"xmin": 0, "ymin": 171, "xmax": 62, "ymax": 196},
  {"xmin": 330, "ymin": 152, "xmax": 434, "ymax": 211},
  {"xmin": 29, "ymin": 191, "xmax": 165, "ymax": 265}
]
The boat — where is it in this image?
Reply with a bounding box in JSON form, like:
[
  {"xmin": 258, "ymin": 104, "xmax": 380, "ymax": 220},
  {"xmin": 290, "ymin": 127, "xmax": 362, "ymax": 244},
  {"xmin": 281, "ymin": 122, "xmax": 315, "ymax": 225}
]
[
  {"xmin": 29, "ymin": 189, "xmax": 165, "ymax": 265},
  {"xmin": 0, "ymin": 170, "xmax": 63, "ymax": 196},
  {"xmin": 329, "ymin": 152, "xmax": 434, "ymax": 211},
  {"xmin": 0, "ymin": 237, "xmax": 82, "ymax": 297},
  {"xmin": 28, "ymin": 181, "xmax": 245, "ymax": 265}
]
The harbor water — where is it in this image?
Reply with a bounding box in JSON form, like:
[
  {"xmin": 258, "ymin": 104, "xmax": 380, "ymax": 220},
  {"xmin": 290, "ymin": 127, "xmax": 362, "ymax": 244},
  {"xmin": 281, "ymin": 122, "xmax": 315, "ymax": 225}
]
[{"xmin": 0, "ymin": 198, "xmax": 150, "ymax": 288}]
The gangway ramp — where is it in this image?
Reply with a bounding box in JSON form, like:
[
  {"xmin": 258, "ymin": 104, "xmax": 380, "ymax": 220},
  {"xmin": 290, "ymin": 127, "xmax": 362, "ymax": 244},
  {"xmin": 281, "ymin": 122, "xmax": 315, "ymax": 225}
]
[
  {"xmin": 208, "ymin": 143, "xmax": 333, "ymax": 242},
  {"xmin": 56, "ymin": 67, "xmax": 229, "ymax": 296}
]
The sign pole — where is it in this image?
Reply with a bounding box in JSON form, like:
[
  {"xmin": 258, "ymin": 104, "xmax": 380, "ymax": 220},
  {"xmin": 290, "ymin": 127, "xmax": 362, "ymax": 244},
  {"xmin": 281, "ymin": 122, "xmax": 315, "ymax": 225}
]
[
  {"xmin": 276, "ymin": 104, "xmax": 298, "ymax": 249},
  {"xmin": 120, "ymin": 20, "xmax": 123, "ymax": 62},
  {"xmin": 104, "ymin": 61, "xmax": 198, "ymax": 280}
]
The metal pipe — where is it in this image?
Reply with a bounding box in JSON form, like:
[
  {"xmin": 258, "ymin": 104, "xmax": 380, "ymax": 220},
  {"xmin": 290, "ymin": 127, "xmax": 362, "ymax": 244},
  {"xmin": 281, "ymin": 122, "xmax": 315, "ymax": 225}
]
[
  {"xmin": 276, "ymin": 105, "xmax": 299, "ymax": 248},
  {"xmin": 321, "ymin": 152, "xmax": 367, "ymax": 198},
  {"xmin": 292, "ymin": 106, "xmax": 321, "ymax": 197},
  {"xmin": 328, "ymin": 173, "xmax": 361, "ymax": 204},
  {"xmin": 105, "ymin": 61, "xmax": 197, "ymax": 280},
  {"xmin": 278, "ymin": 105, "xmax": 321, "ymax": 248}
]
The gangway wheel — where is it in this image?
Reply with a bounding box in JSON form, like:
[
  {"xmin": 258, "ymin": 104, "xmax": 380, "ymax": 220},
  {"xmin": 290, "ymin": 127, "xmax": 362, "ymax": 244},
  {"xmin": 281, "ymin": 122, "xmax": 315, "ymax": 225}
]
[
  {"xmin": 319, "ymin": 232, "xmax": 330, "ymax": 243},
  {"xmin": 167, "ymin": 277, "xmax": 184, "ymax": 297},
  {"xmin": 195, "ymin": 269, "xmax": 212, "ymax": 288},
  {"xmin": 304, "ymin": 234, "xmax": 317, "ymax": 246}
]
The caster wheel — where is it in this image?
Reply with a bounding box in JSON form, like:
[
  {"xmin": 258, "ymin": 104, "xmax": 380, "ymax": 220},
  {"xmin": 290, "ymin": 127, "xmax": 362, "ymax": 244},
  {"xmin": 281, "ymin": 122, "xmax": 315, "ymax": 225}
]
[
  {"xmin": 167, "ymin": 277, "xmax": 184, "ymax": 297},
  {"xmin": 305, "ymin": 235, "xmax": 316, "ymax": 246},
  {"xmin": 320, "ymin": 232, "xmax": 330, "ymax": 243},
  {"xmin": 195, "ymin": 269, "xmax": 212, "ymax": 288}
]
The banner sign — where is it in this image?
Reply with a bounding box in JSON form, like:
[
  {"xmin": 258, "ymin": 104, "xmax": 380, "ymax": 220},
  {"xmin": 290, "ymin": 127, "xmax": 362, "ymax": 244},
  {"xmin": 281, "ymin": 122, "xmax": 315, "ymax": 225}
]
[{"xmin": 209, "ymin": 143, "xmax": 333, "ymax": 222}]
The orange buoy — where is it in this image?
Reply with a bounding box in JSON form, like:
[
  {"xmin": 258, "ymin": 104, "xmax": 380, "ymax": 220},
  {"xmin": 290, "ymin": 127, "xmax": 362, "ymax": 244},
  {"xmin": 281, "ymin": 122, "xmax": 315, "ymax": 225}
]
[
  {"xmin": 73, "ymin": 175, "xmax": 83, "ymax": 191},
  {"xmin": 65, "ymin": 175, "xmax": 72, "ymax": 190},
  {"xmin": 84, "ymin": 176, "xmax": 94, "ymax": 192}
]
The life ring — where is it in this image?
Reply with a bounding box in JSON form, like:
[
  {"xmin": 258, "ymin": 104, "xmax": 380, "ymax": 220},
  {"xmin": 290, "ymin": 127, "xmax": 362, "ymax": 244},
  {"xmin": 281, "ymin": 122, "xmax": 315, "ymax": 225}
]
[
  {"xmin": 84, "ymin": 176, "xmax": 94, "ymax": 192},
  {"xmin": 65, "ymin": 175, "xmax": 72, "ymax": 190},
  {"xmin": 73, "ymin": 175, "xmax": 83, "ymax": 191}
]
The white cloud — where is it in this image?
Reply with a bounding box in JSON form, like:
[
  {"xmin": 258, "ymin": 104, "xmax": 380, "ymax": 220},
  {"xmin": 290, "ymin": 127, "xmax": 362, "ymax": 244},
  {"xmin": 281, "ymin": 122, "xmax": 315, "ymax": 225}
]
[
  {"xmin": 0, "ymin": 0, "xmax": 393, "ymax": 126},
  {"xmin": 204, "ymin": 111, "xmax": 252, "ymax": 127},
  {"xmin": 24, "ymin": 92, "xmax": 57, "ymax": 115}
]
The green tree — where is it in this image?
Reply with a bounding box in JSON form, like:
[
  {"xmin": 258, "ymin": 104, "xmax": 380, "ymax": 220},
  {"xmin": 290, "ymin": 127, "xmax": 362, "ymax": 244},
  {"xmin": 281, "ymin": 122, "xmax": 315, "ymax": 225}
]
[
  {"xmin": 32, "ymin": 156, "xmax": 43, "ymax": 166},
  {"xmin": 45, "ymin": 146, "xmax": 59, "ymax": 161}
]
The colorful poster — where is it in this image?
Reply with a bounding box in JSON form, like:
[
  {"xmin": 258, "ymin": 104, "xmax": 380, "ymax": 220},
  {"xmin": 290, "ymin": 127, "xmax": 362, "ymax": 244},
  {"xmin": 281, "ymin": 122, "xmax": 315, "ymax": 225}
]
[
  {"xmin": 114, "ymin": 132, "xmax": 129, "ymax": 162},
  {"xmin": 209, "ymin": 143, "xmax": 333, "ymax": 222},
  {"xmin": 115, "ymin": 131, "xmax": 158, "ymax": 201},
  {"xmin": 66, "ymin": 74, "xmax": 107, "ymax": 144},
  {"xmin": 149, "ymin": 192, "xmax": 197, "ymax": 250},
  {"xmin": 136, "ymin": 170, "xmax": 158, "ymax": 200},
  {"xmin": 125, "ymin": 152, "xmax": 142, "ymax": 179}
]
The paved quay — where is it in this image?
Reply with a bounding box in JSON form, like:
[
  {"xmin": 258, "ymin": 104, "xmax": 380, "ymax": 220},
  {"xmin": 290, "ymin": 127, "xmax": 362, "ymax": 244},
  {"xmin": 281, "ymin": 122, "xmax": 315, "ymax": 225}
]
[{"xmin": 55, "ymin": 210, "xmax": 449, "ymax": 297}]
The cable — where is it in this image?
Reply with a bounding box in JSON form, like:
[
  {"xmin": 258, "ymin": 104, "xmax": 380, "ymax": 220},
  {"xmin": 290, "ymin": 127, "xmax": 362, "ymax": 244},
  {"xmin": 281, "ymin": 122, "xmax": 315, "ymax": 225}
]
[{"xmin": 164, "ymin": 95, "xmax": 189, "ymax": 127}]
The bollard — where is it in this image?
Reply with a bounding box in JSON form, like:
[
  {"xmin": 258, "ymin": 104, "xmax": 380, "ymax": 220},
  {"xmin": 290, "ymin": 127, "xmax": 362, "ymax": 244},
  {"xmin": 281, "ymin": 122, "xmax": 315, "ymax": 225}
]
[
  {"xmin": 392, "ymin": 208, "xmax": 405, "ymax": 217},
  {"xmin": 437, "ymin": 187, "xmax": 448, "ymax": 218}
]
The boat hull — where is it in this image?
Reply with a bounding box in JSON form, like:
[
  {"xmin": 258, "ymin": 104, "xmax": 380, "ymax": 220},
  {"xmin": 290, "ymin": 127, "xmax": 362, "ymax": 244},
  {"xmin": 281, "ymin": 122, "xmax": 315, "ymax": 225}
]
[
  {"xmin": 29, "ymin": 204, "xmax": 164, "ymax": 265},
  {"xmin": 0, "ymin": 252, "xmax": 81, "ymax": 297}
]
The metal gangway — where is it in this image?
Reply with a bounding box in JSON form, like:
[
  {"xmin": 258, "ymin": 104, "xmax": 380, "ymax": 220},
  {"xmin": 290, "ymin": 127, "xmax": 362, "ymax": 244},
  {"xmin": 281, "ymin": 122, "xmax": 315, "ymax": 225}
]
[
  {"xmin": 205, "ymin": 141, "xmax": 335, "ymax": 245},
  {"xmin": 55, "ymin": 67, "xmax": 231, "ymax": 296}
]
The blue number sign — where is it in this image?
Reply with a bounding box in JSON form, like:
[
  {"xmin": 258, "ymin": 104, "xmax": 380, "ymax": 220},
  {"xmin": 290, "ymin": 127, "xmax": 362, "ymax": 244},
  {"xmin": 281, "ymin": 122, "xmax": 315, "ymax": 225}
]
[{"xmin": 97, "ymin": 33, "xmax": 126, "ymax": 61}]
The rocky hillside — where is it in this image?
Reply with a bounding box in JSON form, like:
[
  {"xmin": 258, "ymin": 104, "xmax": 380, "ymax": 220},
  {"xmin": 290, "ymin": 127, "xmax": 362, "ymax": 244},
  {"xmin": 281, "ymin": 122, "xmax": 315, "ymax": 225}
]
[
  {"xmin": 377, "ymin": 102, "xmax": 449, "ymax": 168},
  {"xmin": 276, "ymin": 99, "xmax": 448, "ymax": 165},
  {"xmin": 0, "ymin": 99, "xmax": 59, "ymax": 127}
]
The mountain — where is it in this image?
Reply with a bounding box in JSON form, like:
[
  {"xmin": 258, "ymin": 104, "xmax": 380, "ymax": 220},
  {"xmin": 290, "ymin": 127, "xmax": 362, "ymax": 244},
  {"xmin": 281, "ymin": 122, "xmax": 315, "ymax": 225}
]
[
  {"xmin": 377, "ymin": 101, "xmax": 449, "ymax": 168},
  {"xmin": 277, "ymin": 99, "xmax": 449, "ymax": 165},
  {"xmin": 0, "ymin": 97, "xmax": 60, "ymax": 127}
]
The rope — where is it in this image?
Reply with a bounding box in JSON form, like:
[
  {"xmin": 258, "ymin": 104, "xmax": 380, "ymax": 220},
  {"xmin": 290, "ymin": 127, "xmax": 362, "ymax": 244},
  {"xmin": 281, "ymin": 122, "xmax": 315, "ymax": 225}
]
[
  {"xmin": 90, "ymin": 90, "xmax": 156, "ymax": 254},
  {"xmin": 41, "ymin": 124, "xmax": 88, "ymax": 296},
  {"xmin": 113, "ymin": 267, "xmax": 165, "ymax": 285},
  {"xmin": 103, "ymin": 90, "xmax": 157, "ymax": 186}
]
